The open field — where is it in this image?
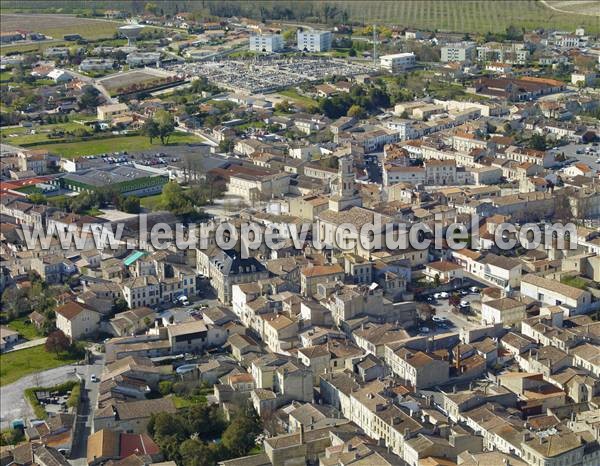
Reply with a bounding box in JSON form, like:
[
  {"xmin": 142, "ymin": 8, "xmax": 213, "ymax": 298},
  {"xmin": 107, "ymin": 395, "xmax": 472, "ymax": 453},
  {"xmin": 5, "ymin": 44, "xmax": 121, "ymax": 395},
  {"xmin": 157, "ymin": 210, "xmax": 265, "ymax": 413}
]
[
  {"xmin": 0, "ymin": 345, "xmax": 78, "ymax": 387},
  {"xmin": 277, "ymin": 88, "xmax": 319, "ymax": 108},
  {"xmin": 0, "ymin": 13, "xmax": 121, "ymax": 40},
  {"xmin": 28, "ymin": 132, "xmax": 206, "ymax": 158},
  {"xmin": 545, "ymin": 0, "xmax": 600, "ymax": 16},
  {"xmin": 98, "ymin": 70, "xmax": 171, "ymax": 95}
]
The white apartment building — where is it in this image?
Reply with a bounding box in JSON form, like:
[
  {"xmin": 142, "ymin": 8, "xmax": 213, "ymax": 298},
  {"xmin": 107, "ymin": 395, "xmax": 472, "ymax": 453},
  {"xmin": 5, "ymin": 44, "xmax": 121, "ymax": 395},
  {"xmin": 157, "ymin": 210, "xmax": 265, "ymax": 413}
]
[
  {"xmin": 441, "ymin": 42, "xmax": 476, "ymax": 62},
  {"xmin": 521, "ymin": 274, "xmax": 592, "ymax": 315},
  {"xmin": 380, "ymin": 53, "xmax": 416, "ymax": 73},
  {"xmin": 249, "ymin": 34, "xmax": 284, "ymax": 53},
  {"xmin": 383, "ymin": 119, "xmax": 424, "ymax": 141},
  {"xmin": 297, "ymin": 30, "xmax": 332, "ymax": 52},
  {"xmin": 79, "ymin": 58, "xmax": 115, "ymax": 72}
]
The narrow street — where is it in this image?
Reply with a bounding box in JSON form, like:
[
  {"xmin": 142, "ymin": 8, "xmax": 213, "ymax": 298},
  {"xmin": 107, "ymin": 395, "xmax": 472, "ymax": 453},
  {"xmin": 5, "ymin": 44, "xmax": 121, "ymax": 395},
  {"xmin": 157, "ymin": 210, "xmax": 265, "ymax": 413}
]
[{"xmin": 69, "ymin": 353, "xmax": 104, "ymax": 466}]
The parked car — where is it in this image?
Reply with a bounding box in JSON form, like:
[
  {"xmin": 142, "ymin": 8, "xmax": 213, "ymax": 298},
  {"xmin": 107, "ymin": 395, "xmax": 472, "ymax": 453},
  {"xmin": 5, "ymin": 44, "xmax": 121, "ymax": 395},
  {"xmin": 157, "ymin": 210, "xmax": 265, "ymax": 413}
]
[
  {"xmin": 440, "ymin": 292, "xmax": 449, "ymax": 299},
  {"xmin": 90, "ymin": 374, "xmax": 98, "ymax": 382},
  {"xmin": 419, "ymin": 327, "xmax": 430, "ymax": 334},
  {"xmin": 432, "ymin": 316, "xmax": 447, "ymax": 322},
  {"xmin": 469, "ymin": 287, "xmax": 480, "ymax": 293}
]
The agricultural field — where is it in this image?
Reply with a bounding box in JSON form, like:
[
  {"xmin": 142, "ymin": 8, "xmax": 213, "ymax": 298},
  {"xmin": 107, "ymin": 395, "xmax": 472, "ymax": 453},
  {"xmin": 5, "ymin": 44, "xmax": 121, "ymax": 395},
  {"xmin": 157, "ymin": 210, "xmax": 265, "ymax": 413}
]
[
  {"xmin": 29, "ymin": 132, "xmax": 206, "ymax": 158},
  {"xmin": 0, "ymin": 13, "xmax": 121, "ymax": 40},
  {"xmin": 323, "ymin": 0, "xmax": 600, "ymax": 34},
  {"xmin": 545, "ymin": 0, "xmax": 600, "ymax": 16}
]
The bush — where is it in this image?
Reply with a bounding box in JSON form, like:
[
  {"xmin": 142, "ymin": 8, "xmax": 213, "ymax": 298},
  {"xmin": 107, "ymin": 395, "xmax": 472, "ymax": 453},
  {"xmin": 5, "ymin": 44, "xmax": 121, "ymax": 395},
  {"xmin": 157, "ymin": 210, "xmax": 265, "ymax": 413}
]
[
  {"xmin": 0, "ymin": 428, "xmax": 24, "ymax": 446},
  {"xmin": 67, "ymin": 383, "xmax": 81, "ymax": 408},
  {"xmin": 159, "ymin": 381, "xmax": 173, "ymax": 396}
]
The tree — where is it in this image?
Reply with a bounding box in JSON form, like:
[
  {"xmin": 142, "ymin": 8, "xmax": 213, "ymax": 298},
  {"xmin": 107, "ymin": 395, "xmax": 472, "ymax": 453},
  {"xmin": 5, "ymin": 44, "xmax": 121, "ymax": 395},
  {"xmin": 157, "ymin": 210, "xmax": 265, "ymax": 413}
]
[
  {"xmin": 282, "ymin": 29, "xmax": 296, "ymax": 44},
  {"xmin": 505, "ymin": 24, "xmax": 523, "ymax": 41},
  {"xmin": 79, "ymin": 86, "xmax": 100, "ymax": 110},
  {"xmin": 218, "ymin": 138, "xmax": 235, "ymax": 154},
  {"xmin": 274, "ymin": 99, "xmax": 292, "ymax": 113},
  {"xmin": 449, "ymin": 293, "xmax": 461, "ymax": 310},
  {"xmin": 121, "ymin": 196, "xmax": 141, "ymax": 214},
  {"xmin": 45, "ymin": 330, "xmax": 70, "ymax": 356},
  {"xmin": 347, "ymin": 104, "xmax": 365, "ymax": 119},
  {"xmin": 529, "ymin": 134, "xmax": 548, "ymax": 151},
  {"xmin": 145, "ymin": 2, "xmax": 159, "ymax": 15},
  {"xmin": 416, "ymin": 303, "xmax": 435, "ymax": 321},
  {"xmin": 142, "ymin": 118, "xmax": 160, "ymax": 144},
  {"xmin": 112, "ymin": 297, "xmax": 128, "ymax": 314},
  {"xmin": 179, "ymin": 439, "xmax": 216, "ymax": 466},
  {"xmin": 27, "ymin": 193, "xmax": 47, "ymax": 205},
  {"xmin": 221, "ymin": 407, "xmax": 262, "ymax": 457},
  {"xmin": 154, "ymin": 110, "xmax": 176, "ymax": 144}
]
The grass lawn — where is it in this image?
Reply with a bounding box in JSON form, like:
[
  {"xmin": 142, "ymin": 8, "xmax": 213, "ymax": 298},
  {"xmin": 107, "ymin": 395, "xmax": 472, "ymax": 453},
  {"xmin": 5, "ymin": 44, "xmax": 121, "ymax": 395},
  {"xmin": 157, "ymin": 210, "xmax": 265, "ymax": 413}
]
[
  {"xmin": 140, "ymin": 193, "xmax": 164, "ymax": 211},
  {"xmin": 561, "ymin": 276, "xmax": 589, "ymax": 290},
  {"xmin": 27, "ymin": 132, "xmax": 205, "ymax": 158},
  {"xmin": 172, "ymin": 394, "xmax": 208, "ymax": 409},
  {"xmin": 278, "ymin": 88, "xmax": 318, "ymax": 108},
  {"xmin": 0, "ymin": 345, "xmax": 78, "ymax": 387},
  {"xmin": 82, "ymin": 208, "xmax": 104, "ymax": 216},
  {"xmin": 0, "ymin": 121, "xmax": 94, "ymax": 146},
  {"xmin": 6, "ymin": 317, "xmax": 40, "ymax": 341}
]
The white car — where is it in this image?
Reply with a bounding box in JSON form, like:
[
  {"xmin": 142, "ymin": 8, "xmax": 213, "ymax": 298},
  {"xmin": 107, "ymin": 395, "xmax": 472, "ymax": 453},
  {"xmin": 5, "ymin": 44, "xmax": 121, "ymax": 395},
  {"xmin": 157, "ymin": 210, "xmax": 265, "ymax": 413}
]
[
  {"xmin": 90, "ymin": 374, "xmax": 98, "ymax": 383},
  {"xmin": 469, "ymin": 287, "xmax": 480, "ymax": 293},
  {"xmin": 432, "ymin": 316, "xmax": 447, "ymax": 322},
  {"xmin": 439, "ymin": 292, "xmax": 450, "ymax": 299},
  {"xmin": 433, "ymin": 293, "xmax": 442, "ymax": 299},
  {"xmin": 460, "ymin": 300, "xmax": 470, "ymax": 307}
]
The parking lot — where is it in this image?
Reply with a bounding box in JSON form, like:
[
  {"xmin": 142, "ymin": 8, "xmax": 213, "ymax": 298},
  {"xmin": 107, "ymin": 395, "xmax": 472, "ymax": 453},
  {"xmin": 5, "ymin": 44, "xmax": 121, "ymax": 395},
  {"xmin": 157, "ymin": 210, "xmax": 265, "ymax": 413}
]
[
  {"xmin": 414, "ymin": 289, "xmax": 482, "ymax": 337},
  {"xmin": 552, "ymin": 142, "xmax": 600, "ymax": 171},
  {"xmin": 169, "ymin": 56, "xmax": 375, "ymax": 93}
]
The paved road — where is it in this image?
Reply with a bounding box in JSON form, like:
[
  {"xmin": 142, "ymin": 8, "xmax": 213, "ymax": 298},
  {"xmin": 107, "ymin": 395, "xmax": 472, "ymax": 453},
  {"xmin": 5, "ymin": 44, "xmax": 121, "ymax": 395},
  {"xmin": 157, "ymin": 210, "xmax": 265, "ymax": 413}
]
[
  {"xmin": 1, "ymin": 365, "xmax": 78, "ymax": 429},
  {"xmin": 5, "ymin": 337, "xmax": 47, "ymax": 353},
  {"xmin": 0, "ymin": 357, "xmax": 103, "ymax": 430},
  {"xmin": 67, "ymin": 69, "xmax": 116, "ymax": 104},
  {"xmin": 69, "ymin": 354, "xmax": 104, "ymax": 465}
]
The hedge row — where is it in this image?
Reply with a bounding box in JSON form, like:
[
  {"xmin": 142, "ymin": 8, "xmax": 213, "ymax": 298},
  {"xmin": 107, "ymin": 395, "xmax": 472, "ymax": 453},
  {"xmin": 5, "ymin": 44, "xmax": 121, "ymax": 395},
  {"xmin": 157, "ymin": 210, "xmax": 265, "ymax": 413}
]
[{"xmin": 24, "ymin": 380, "xmax": 80, "ymax": 420}]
